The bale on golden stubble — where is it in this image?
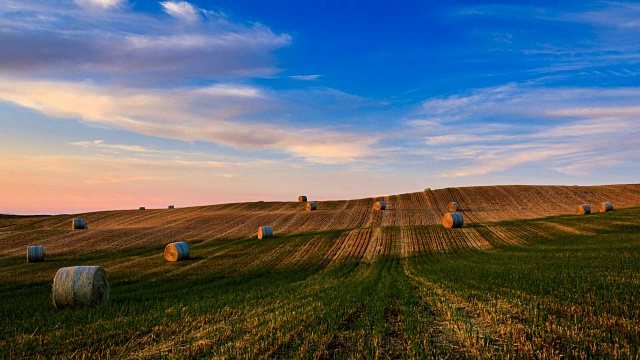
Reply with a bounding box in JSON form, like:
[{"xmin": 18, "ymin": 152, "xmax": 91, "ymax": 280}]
[
  {"xmin": 306, "ymin": 202, "xmax": 317, "ymax": 211},
  {"xmin": 168, "ymin": 205, "xmax": 175, "ymax": 209},
  {"xmin": 298, "ymin": 196, "xmax": 307, "ymax": 202},
  {"xmin": 72, "ymin": 218, "xmax": 86, "ymax": 230},
  {"xmin": 374, "ymin": 201, "xmax": 386, "ymax": 210},
  {"xmin": 258, "ymin": 226, "xmax": 273, "ymax": 239},
  {"xmin": 575, "ymin": 204, "xmax": 591, "ymax": 215},
  {"xmin": 27, "ymin": 245, "xmax": 45, "ymax": 263},
  {"xmin": 448, "ymin": 201, "xmax": 460, "ymax": 212},
  {"xmin": 52, "ymin": 266, "xmax": 109, "ymax": 309},
  {"xmin": 443, "ymin": 212, "xmax": 464, "ymax": 228},
  {"xmin": 599, "ymin": 202, "xmax": 613, "ymax": 212},
  {"xmin": 164, "ymin": 242, "xmax": 190, "ymax": 262}
]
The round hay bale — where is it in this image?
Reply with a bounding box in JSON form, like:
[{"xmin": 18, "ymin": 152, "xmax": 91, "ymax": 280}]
[
  {"xmin": 164, "ymin": 242, "xmax": 190, "ymax": 262},
  {"xmin": 374, "ymin": 201, "xmax": 386, "ymax": 211},
  {"xmin": 448, "ymin": 202, "xmax": 460, "ymax": 212},
  {"xmin": 442, "ymin": 212, "xmax": 464, "ymax": 228},
  {"xmin": 72, "ymin": 218, "xmax": 86, "ymax": 230},
  {"xmin": 139, "ymin": 207, "xmax": 145, "ymax": 210},
  {"xmin": 52, "ymin": 266, "xmax": 109, "ymax": 309},
  {"xmin": 168, "ymin": 205, "xmax": 174, "ymax": 209},
  {"xmin": 258, "ymin": 226, "xmax": 273, "ymax": 239},
  {"xmin": 306, "ymin": 202, "xmax": 317, "ymax": 211},
  {"xmin": 27, "ymin": 245, "xmax": 45, "ymax": 263},
  {"xmin": 598, "ymin": 202, "xmax": 613, "ymax": 212},
  {"xmin": 298, "ymin": 196, "xmax": 307, "ymax": 202},
  {"xmin": 575, "ymin": 204, "xmax": 591, "ymax": 215}
]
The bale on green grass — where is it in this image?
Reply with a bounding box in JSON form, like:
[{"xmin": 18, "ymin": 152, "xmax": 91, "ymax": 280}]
[
  {"xmin": 164, "ymin": 242, "xmax": 190, "ymax": 262},
  {"xmin": 306, "ymin": 202, "xmax": 317, "ymax": 211},
  {"xmin": 52, "ymin": 266, "xmax": 109, "ymax": 309},
  {"xmin": 374, "ymin": 201, "xmax": 386, "ymax": 210},
  {"xmin": 27, "ymin": 245, "xmax": 45, "ymax": 263},
  {"xmin": 72, "ymin": 218, "xmax": 86, "ymax": 230},
  {"xmin": 448, "ymin": 202, "xmax": 460, "ymax": 212},
  {"xmin": 575, "ymin": 204, "xmax": 591, "ymax": 215},
  {"xmin": 258, "ymin": 226, "xmax": 273, "ymax": 239},
  {"xmin": 168, "ymin": 205, "xmax": 174, "ymax": 209},
  {"xmin": 443, "ymin": 212, "xmax": 464, "ymax": 228},
  {"xmin": 298, "ymin": 196, "xmax": 307, "ymax": 202},
  {"xmin": 599, "ymin": 202, "xmax": 613, "ymax": 212},
  {"xmin": 139, "ymin": 207, "xmax": 145, "ymax": 210}
]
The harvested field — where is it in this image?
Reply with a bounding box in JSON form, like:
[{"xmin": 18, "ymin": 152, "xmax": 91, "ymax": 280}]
[
  {"xmin": 1, "ymin": 184, "xmax": 639, "ymax": 257},
  {"xmin": 2, "ymin": 184, "xmax": 640, "ymax": 358}
]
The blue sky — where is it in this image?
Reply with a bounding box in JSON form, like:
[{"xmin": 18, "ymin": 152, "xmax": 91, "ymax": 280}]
[{"xmin": 1, "ymin": 0, "xmax": 639, "ymax": 214}]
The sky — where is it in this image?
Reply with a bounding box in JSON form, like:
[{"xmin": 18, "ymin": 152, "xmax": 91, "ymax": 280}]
[{"xmin": 1, "ymin": 0, "xmax": 639, "ymax": 214}]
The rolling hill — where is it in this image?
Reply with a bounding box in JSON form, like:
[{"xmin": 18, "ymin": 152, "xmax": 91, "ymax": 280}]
[
  {"xmin": 2, "ymin": 183, "xmax": 640, "ymax": 358},
  {"xmin": 2, "ymin": 183, "xmax": 640, "ymax": 259}
]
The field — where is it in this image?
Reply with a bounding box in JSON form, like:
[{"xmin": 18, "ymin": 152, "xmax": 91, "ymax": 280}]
[{"xmin": 1, "ymin": 184, "xmax": 640, "ymax": 359}]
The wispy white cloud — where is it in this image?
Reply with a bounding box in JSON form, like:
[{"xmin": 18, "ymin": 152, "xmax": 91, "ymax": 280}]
[
  {"xmin": 0, "ymin": 1, "xmax": 291, "ymax": 81},
  {"xmin": 567, "ymin": 2, "xmax": 640, "ymax": 30},
  {"xmin": 452, "ymin": 2, "xmax": 640, "ymax": 80},
  {"xmin": 75, "ymin": 0, "xmax": 126, "ymax": 11},
  {"xmin": 289, "ymin": 74, "xmax": 323, "ymax": 81},
  {"xmin": 546, "ymin": 106, "xmax": 640, "ymax": 118},
  {"xmin": 420, "ymin": 83, "xmax": 640, "ymax": 122},
  {"xmin": 160, "ymin": 1, "xmax": 201, "ymax": 24},
  {"xmin": 0, "ymin": 78, "xmax": 378, "ymax": 164},
  {"xmin": 85, "ymin": 176, "xmax": 157, "ymax": 185},
  {"xmin": 70, "ymin": 140, "xmax": 151, "ymax": 153},
  {"xmin": 410, "ymin": 83, "xmax": 640, "ymax": 177}
]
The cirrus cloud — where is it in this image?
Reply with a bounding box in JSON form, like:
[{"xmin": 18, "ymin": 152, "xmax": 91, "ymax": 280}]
[
  {"xmin": 410, "ymin": 83, "xmax": 640, "ymax": 177},
  {"xmin": 161, "ymin": 1, "xmax": 201, "ymax": 23}
]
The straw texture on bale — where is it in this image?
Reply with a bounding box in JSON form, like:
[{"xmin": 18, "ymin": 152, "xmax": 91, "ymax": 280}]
[
  {"xmin": 139, "ymin": 207, "xmax": 145, "ymax": 210},
  {"xmin": 168, "ymin": 205, "xmax": 174, "ymax": 209},
  {"xmin": 164, "ymin": 242, "xmax": 190, "ymax": 262},
  {"xmin": 443, "ymin": 212, "xmax": 464, "ymax": 228},
  {"xmin": 599, "ymin": 202, "xmax": 613, "ymax": 212},
  {"xmin": 298, "ymin": 196, "xmax": 307, "ymax": 202},
  {"xmin": 72, "ymin": 218, "xmax": 86, "ymax": 230},
  {"xmin": 52, "ymin": 266, "xmax": 109, "ymax": 309},
  {"xmin": 575, "ymin": 204, "xmax": 591, "ymax": 215},
  {"xmin": 448, "ymin": 202, "xmax": 460, "ymax": 212},
  {"xmin": 374, "ymin": 201, "xmax": 386, "ymax": 211},
  {"xmin": 258, "ymin": 226, "xmax": 273, "ymax": 239},
  {"xmin": 306, "ymin": 202, "xmax": 317, "ymax": 211},
  {"xmin": 27, "ymin": 245, "xmax": 45, "ymax": 263}
]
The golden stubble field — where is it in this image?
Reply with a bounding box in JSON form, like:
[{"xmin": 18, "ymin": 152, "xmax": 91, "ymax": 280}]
[{"xmin": 2, "ymin": 184, "xmax": 640, "ymax": 259}]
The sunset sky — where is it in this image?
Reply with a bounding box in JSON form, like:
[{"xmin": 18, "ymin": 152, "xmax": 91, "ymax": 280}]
[{"xmin": 1, "ymin": 0, "xmax": 639, "ymax": 214}]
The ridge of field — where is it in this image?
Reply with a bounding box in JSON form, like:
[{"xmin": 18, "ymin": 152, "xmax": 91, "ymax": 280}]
[{"xmin": 1, "ymin": 184, "xmax": 639, "ymax": 260}]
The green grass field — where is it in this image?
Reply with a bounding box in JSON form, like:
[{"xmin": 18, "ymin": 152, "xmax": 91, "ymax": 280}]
[{"xmin": 1, "ymin": 208, "xmax": 639, "ymax": 359}]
